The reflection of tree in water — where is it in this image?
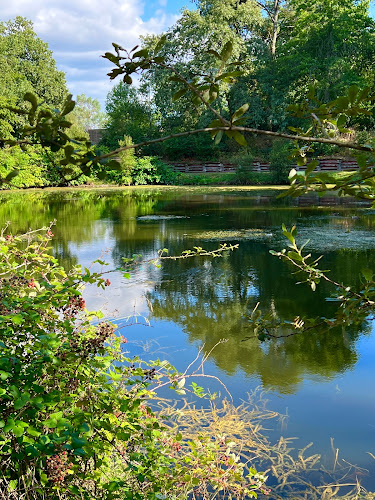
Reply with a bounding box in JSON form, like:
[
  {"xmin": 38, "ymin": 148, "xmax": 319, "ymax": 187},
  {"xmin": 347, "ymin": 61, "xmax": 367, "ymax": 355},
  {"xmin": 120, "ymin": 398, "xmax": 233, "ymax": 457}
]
[
  {"xmin": 146, "ymin": 240, "xmax": 372, "ymax": 394},
  {"xmin": 0, "ymin": 189, "xmax": 162, "ymax": 267},
  {"xmin": 1, "ymin": 189, "xmax": 373, "ymax": 393}
]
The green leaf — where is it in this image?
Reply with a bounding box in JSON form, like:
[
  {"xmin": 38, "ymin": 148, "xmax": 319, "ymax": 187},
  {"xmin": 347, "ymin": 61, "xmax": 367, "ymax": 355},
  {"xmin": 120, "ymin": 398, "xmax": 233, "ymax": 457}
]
[
  {"xmin": 207, "ymin": 49, "xmax": 222, "ymax": 60},
  {"xmin": 231, "ymin": 131, "xmax": 247, "ymax": 147},
  {"xmin": 133, "ymin": 49, "xmax": 149, "ymax": 58},
  {"xmin": 232, "ymin": 103, "xmax": 249, "ymax": 121},
  {"xmin": 107, "ymin": 160, "xmax": 122, "ymax": 171},
  {"xmin": 305, "ymin": 160, "xmax": 319, "ymax": 176},
  {"xmin": 357, "ymin": 87, "xmax": 370, "ymax": 102},
  {"xmin": 5, "ymin": 170, "xmax": 20, "ymax": 183},
  {"xmin": 24, "ymin": 92, "xmax": 38, "ymax": 110},
  {"xmin": 62, "ymin": 95, "xmax": 76, "ymax": 115},
  {"xmin": 220, "ymin": 41, "xmax": 233, "ymax": 62},
  {"xmin": 14, "ymin": 392, "xmax": 30, "ymax": 410},
  {"xmin": 361, "ymin": 268, "xmax": 373, "ymax": 281},
  {"xmin": 287, "ymin": 251, "xmax": 302, "ymax": 261},
  {"xmin": 214, "ymin": 130, "xmax": 223, "ymax": 145},
  {"xmin": 347, "ymin": 85, "xmax": 358, "ymax": 104},
  {"xmin": 103, "ymin": 52, "xmax": 120, "ymax": 65},
  {"xmin": 154, "ymin": 35, "xmax": 167, "ymax": 54},
  {"xmin": 172, "ymin": 88, "xmax": 188, "ymax": 101},
  {"xmin": 0, "ymin": 371, "xmax": 11, "ymax": 380},
  {"xmin": 337, "ymin": 114, "xmax": 347, "ymax": 130}
]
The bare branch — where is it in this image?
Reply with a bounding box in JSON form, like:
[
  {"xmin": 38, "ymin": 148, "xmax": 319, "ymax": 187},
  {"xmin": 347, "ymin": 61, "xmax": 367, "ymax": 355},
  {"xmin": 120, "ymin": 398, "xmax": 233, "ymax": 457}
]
[{"xmin": 96, "ymin": 125, "xmax": 373, "ymax": 162}]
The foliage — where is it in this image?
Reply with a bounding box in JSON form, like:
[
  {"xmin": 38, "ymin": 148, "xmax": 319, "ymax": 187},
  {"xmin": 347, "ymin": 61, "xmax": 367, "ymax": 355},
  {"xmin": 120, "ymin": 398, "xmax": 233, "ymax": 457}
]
[
  {"xmin": 139, "ymin": 0, "xmax": 262, "ymax": 155},
  {"xmin": 131, "ymin": 156, "xmax": 177, "ymax": 185},
  {"xmin": 0, "ymin": 146, "xmax": 50, "ymax": 189},
  {"xmin": 176, "ymin": 172, "xmax": 233, "ymax": 185},
  {"xmin": 112, "ymin": 135, "xmax": 137, "ymax": 185},
  {"xmin": 0, "ymin": 17, "xmax": 68, "ymax": 139},
  {"xmin": 69, "ymin": 94, "xmax": 107, "ymax": 131},
  {"xmin": 0, "ymin": 224, "xmax": 265, "ymax": 499},
  {"xmin": 268, "ymin": 139, "xmax": 294, "ymax": 184},
  {"xmin": 100, "ymin": 83, "xmax": 154, "ymax": 151},
  {"xmin": 0, "ymin": 92, "xmax": 123, "ymax": 187}
]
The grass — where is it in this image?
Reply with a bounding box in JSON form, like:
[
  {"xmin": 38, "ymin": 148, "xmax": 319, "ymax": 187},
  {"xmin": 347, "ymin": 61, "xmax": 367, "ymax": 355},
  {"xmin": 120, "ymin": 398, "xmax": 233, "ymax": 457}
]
[{"xmin": 158, "ymin": 390, "xmax": 375, "ymax": 499}]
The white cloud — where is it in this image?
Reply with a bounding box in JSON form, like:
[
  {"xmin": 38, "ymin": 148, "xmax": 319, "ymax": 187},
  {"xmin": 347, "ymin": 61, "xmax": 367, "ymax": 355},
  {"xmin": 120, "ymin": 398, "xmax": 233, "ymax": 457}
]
[{"xmin": 1, "ymin": 0, "xmax": 179, "ymax": 107}]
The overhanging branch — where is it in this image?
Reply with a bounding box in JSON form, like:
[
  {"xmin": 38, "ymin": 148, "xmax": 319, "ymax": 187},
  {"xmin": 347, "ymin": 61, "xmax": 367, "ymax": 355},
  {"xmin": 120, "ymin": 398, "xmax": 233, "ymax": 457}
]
[{"xmin": 96, "ymin": 125, "xmax": 373, "ymax": 162}]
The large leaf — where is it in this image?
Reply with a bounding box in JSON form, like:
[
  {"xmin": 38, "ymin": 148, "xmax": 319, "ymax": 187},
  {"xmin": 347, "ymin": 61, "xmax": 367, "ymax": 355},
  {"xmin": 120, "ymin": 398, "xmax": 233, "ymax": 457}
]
[
  {"xmin": 220, "ymin": 41, "xmax": 233, "ymax": 62},
  {"xmin": 232, "ymin": 103, "xmax": 249, "ymax": 121}
]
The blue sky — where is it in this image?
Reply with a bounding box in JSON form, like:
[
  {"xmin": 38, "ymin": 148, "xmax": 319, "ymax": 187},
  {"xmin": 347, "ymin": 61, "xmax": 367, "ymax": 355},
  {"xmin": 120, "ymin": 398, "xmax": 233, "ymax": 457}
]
[
  {"xmin": 1, "ymin": 0, "xmax": 373, "ymax": 109},
  {"xmin": 0, "ymin": 0, "xmax": 194, "ymax": 107}
]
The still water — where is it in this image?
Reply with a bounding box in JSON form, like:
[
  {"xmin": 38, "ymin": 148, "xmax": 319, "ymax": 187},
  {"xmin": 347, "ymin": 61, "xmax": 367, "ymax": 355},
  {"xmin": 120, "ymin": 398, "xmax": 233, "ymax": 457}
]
[{"xmin": 1, "ymin": 186, "xmax": 375, "ymax": 489}]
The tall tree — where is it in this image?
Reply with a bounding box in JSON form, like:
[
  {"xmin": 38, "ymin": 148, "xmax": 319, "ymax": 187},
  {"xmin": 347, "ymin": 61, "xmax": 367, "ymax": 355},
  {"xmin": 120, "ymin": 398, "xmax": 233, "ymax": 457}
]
[
  {"xmin": 0, "ymin": 17, "xmax": 68, "ymax": 138},
  {"xmin": 101, "ymin": 83, "xmax": 154, "ymax": 150},
  {"xmin": 70, "ymin": 94, "xmax": 107, "ymax": 131}
]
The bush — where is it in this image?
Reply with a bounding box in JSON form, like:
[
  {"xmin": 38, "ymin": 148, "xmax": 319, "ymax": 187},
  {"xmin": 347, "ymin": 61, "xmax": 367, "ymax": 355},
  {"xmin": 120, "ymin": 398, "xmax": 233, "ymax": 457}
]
[
  {"xmin": 0, "ymin": 146, "xmax": 49, "ymax": 188},
  {"xmin": 131, "ymin": 156, "xmax": 179, "ymax": 185},
  {"xmin": 0, "ymin": 225, "xmax": 266, "ymax": 499},
  {"xmin": 175, "ymin": 173, "xmax": 235, "ymax": 185},
  {"xmin": 117, "ymin": 135, "xmax": 136, "ymax": 185},
  {"xmin": 268, "ymin": 140, "xmax": 294, "ymax": 184}
]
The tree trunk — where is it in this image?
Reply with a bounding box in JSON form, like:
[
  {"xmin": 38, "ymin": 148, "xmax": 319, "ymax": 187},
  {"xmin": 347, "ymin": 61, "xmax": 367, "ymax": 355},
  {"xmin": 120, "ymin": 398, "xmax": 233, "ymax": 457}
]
[{"xmin": 270, "ymin": 0, "xmax": 280, "ymax": 58}]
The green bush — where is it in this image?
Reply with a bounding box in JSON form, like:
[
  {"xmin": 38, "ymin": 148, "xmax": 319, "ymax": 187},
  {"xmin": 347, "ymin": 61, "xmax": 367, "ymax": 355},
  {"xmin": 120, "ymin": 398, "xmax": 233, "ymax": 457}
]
[
  {"xmin": 268, "ymin": 140, "xmax": 294, "ymax": 185},
  {"xmin": 131, "ymin": 156, "xmax": 179, "ymax": 185},
  {"xmin": 232, "ymin": 166, "xmax": 275, "ymax": 186},
  {"xmin": 176, "ymin": 173, "xmax": 236, "ymax": 185},
  {"xmin": 0, "ymin": 146, "xmax": 49, "ymax": 188},
  {"xmin": 117, "ymin": 135, "xmax": 136, "ymax": 185},
  {"xmin": 0, "ymin": 225, "xmax": 266, "ymax": 499}
]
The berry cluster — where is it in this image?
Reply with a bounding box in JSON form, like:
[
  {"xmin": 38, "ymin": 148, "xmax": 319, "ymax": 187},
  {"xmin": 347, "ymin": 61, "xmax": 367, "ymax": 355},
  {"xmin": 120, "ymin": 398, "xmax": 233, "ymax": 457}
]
[
  {"xmin": 171, "ymin": 441, "xmax": 182, "ymax": 452},
  {"xmin": 28, "ymin": 279, "xmax": 36, "ymax": 288},
  {"xmin": 143, "ymin": 367, "xmax": 156, "ymax": 380},
  {"xmin": 46, "ymin": 451, "xmax": 72, "ymax": 484},
  {"xmin": 70, "ymin": 322, "xmax": 115, "ymax": 357},
  {"xmin": 63, "ymin": 296, "xmax": 86, "ymax": 319}
]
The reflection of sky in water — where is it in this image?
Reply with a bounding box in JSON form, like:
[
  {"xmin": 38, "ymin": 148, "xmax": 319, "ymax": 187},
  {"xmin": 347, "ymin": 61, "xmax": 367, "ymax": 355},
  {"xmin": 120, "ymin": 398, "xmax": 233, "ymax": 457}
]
[{"xmin": 1, "ymin": 188, "xmax": 375, "ymax": 489}]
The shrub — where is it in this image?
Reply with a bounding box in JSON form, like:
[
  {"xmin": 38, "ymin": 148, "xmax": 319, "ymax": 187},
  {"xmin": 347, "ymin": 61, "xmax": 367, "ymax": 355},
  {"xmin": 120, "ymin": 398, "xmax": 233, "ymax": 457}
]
[
  {"xmin": 0, "ymin": 225, "xmax": 266, "ymax": 499},
  {"xmin": 117, "ymin": 135, "xmax": 136, "ymax": 185},
  {"xmin": 0, "ymin": 146, "xmax": 49, "ymax": 188},
  {"xmin": 131, "ymin": 156, "xmax": 179, "ymax": 185},
  {"xmin": 268, "ymin": 139, "xmax": 294, "ymax": 184}
]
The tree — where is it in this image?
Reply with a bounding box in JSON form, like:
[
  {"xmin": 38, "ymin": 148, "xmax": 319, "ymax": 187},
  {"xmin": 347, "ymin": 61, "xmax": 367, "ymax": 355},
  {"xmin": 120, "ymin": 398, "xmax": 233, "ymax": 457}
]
[
  {"xmin": 279, "ymin": 0, "xmax": 375, "ymax": 101},
  {"xmin": 138, "ymin": 0, "xmax": 264, "ymax": 157},
  {"xmin": 70, "ymin": 94, "xmax": 107, "ymax": 131},
  {"xmin": 0, "ymin": 17, "xmax": 68, "ymax": 139},
  {"xmin": 101, "ymin": 82, "xmax": 154, "ymax": 150}
]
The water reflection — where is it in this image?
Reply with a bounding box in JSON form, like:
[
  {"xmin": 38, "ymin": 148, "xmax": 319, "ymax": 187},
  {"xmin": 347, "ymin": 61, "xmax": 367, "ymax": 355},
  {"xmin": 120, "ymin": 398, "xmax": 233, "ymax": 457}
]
[{"xmin": 0, "ymin": 187, "xmax": 373, "ymax": 395}]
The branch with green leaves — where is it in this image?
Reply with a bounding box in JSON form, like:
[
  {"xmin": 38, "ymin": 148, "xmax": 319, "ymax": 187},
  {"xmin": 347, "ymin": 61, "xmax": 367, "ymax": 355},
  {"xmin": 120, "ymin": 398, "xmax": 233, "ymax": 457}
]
[
  {"xmin": 1, "ymin": 37, "xmax": 374, "ymax": 189},
  {"xmin": 245, "ymin": 225, "xmax": 375, "ymax": 341}
]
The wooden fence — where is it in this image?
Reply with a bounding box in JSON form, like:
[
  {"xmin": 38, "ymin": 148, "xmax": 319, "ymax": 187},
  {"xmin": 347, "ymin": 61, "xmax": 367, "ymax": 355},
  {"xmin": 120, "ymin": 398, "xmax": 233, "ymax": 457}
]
[{"xmin": 168, "ymin": 158, "xmax": 360, "ymax": 174}]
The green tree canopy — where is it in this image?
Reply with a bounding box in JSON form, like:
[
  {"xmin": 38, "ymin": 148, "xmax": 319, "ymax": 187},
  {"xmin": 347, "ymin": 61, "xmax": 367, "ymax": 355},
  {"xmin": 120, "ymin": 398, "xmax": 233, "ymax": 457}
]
[
  {"xmin": 0, "ymin": 17, "xmax": 68, "ymax": 138},
  {"xmin": 100, "ymin": 82, "xmax": 154, "ymax": 150},
  {"xmin": 70, "ymin": 94, "xmax": 107, "ymax": 131}
]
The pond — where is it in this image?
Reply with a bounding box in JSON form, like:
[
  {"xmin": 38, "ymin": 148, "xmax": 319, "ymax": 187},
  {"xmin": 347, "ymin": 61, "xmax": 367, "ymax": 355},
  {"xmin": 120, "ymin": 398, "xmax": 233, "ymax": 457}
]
[{"xmin": 1, "ymin": 186, "xmax": 375, "ymax": 491}]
